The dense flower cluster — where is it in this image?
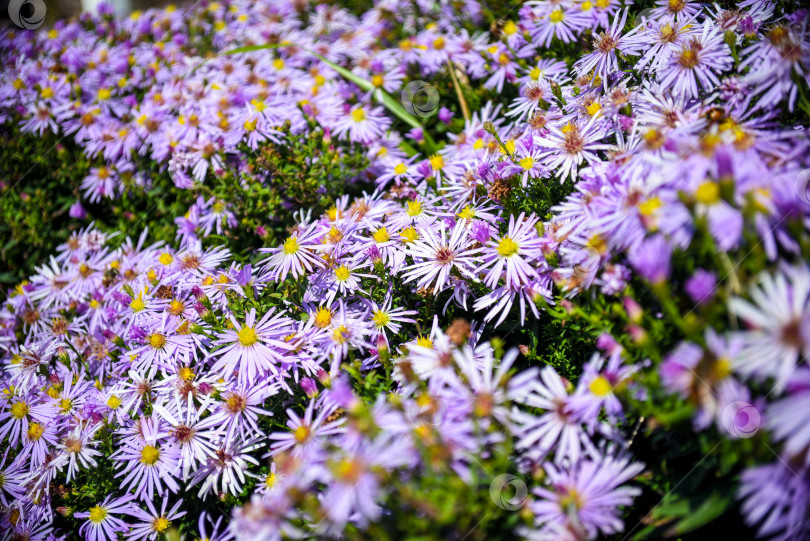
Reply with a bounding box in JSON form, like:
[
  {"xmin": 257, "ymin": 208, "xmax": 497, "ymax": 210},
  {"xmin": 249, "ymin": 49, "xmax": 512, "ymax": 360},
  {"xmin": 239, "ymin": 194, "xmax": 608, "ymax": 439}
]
[{"xmin": 1, "ymin": 0, "xmax": 810, "ymax": 539}]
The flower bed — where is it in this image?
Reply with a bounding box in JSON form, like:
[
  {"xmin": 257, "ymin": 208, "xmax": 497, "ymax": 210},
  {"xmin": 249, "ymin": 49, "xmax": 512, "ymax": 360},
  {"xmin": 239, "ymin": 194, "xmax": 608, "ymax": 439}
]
[{"xmin": 1, "ymin": 0, "xmax": 809, "ymax": 540}]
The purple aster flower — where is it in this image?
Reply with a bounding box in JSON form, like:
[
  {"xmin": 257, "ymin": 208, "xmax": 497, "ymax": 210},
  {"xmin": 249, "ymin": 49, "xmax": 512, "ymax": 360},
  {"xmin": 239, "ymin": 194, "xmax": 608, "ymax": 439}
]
[
  {"xmin": 627, "ymin": 235, "xmax": 672, "ymax": 284},
  {"xmin": 685, "ymin": 268, "xmax": 717, "ymax": 305},
  {"xmin": 530, "ymin": 454, "xmax": 644, "ymax": 539},
  {"xmin": 74, "ymin": 494, "xmax": 136, "ymax": 541}
]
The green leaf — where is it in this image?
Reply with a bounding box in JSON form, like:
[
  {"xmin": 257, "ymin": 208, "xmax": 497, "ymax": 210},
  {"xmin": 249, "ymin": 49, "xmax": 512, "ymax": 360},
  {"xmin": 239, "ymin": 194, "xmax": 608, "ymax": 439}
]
[
  {"xmin": 669, "ymin": 492, "xmax": 734, "ymax": 535},
  {"xmin": 310, "ymin": 53, "xmax": 436, "ymax": 149},
  {"xmin": 221, "ymin": 43, "xmax": 283, "ymax": 54}
]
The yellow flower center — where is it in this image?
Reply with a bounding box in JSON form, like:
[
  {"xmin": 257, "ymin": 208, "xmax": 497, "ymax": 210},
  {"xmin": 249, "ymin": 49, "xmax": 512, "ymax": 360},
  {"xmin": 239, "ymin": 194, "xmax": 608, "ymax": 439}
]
[
  {"xmin": 332, "ymin": 325, "xmax": 349, "ymax": 344},
  {"xmin": 265, "ymin": 473, "xmax": 276, "ymax": 487},
  {"xmin": 11, "ymin": 402, "xmax": 28, "ymax": 419},
  {"xmin": 371, "ymin": 74, "xmax": 384, "ymax": 87},
  {"xmin": 238, "ymin": 326, "xmax": 258, "ymax": 347},
  {"xmin": 179, "ymin": 367, "xmax": 195, "ymax": 380},
  {"xmin": 152, "ymin": 517, "xmax": 170, "ymax": 533},
  {"xmin": 559, "ymin": 487, "xmax": 584, "ymax": 511},
  {"xmin": 294, "ymin": 425, "xmax": 310, "ymax": 442},
  {"xmin": 549, "ymin": 9, "xmax": 564, "ymax": 23},
  {"xmin": 27, "ymin": 422, "xmax": 44, "ymax": 441},
  {"xmin": 695, "ymin": 181, "xmax": 720, "ymax": 205},
  {"xmin": 587, "ymin": 102, "xmax": 602, "ymax": 116},
  {"xmin": 713, "ymin": 357, "xmax": 732, "ymax": 380},
  {"xmin": 503, "ymin": 20, "xmax": 517, "ymax": 35},
  {"xmin": 59, "ymin": 398, "xmax": 72, "ymax": 413},
  {"xmin": 638, "ymin": 196, "xmax": 662, "ymax": 216},
  {"xmin": 107, "ymin": 395, "xmax": 121, "ymax": 409},
  {"xmin": 519, "ymin": 156, "xmax": 534, "ymax": 170},
  {"xmin": 406, "ymin": 200, "xmax": 422, "ymax": 217},
  {"xmin": 457, "ymin": 206, "xmax": 475, "ymax": 220},
  {"xmin": 394, "ymin": 163, "xmax": 407, "ymax": 175},
  {"xmin": 159, "ymin": 252, "xmax": 173, "ymax": 265},
  {"xmin": 351, "ymin": 108, "xmax": 365, "ymax": 122},
  {"xmin": 497, "ymin": 237, "xmax": 520, "ymax": 257},
  {"xmin": 89, "ymin": 506, "xmax": 107, "ymax": 524},
  {"xmin": 169, "ymin": 299, "xmax": 185, "ymax": 316},
  {"xmin": 314, "ymin": 307, "xmax": 333, "ymax": 329},
  {"xmin": 282, "ymin": 236, "xmax": 300, "ymax": 255},
  {"xmin": 416, "ymin": 336, "xmax": 433, "ymax": 348},
  {"xmin": 335, "ymin": 265, "xmax": 351, "ymax": 282},
  {"xmin": 372, "ymin": 310, "xmax": 390, "ymax": 328},
  {"xmin": 373, "ymin": 227, "xmax": 390, "ymax": 243},
  {"xmin": 130, "ymin": 296, "xmax": 145, "ymax": 312},
  {"xmin": 429, "ymin": 155, "xmax": 444, "ymax": 171},
  {"xmin": 401, "ymin": 227, "xmax": 419, "ymax": 243},
  {"xmin": 140, "ymin": 445, "xmax": 160, "ymax": 465},
  {"xmin": 149, "ymin": 333, "xmax": 166, "ymax": 349},
  {"xmin": 589, "ymin": 376, "xmax": 612, "ymax": 397}
]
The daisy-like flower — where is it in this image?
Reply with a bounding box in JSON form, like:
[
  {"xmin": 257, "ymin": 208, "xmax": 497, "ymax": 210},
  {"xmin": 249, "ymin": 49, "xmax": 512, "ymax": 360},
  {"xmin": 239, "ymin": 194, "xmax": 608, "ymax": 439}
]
[
  {"xmin": 0, "ymin": 450, "xmax": 25, "ymax": 506},
  {"xmin": 210, "ymin": 308, "xmax": 294, "ymax": 384},
  {"xmin": 648, "ymin": 0, "xmax": 703, "ymax": 22},
  {"xmin": 530, "ymin": 454, "xmax": 644, "ymax": 539},
  {"xmin": 268, "ymin": 400, "xmax": 345, "ymax": 456},
  {"xmin": 501, "ymin": 135, "xmax": 548, "ymax": 187},
  {"xmin": 60, "ymin": 424, "xmax": 102, "ymax": 483},
  {"xmin": 574, "ymin": 9, "xmax": 641, "ymax": 86},
  {"xmin": 202, "ymin": 381, "xmax": 279, "ymax": 444},
  {"xmin": 366, "ymin": 294, "xmax": 417, "ymax": 342},
  {"xmin": 402, "ymin": 221, "xmax": 480, "ymax": 295},
  {"xmin": 260, "ymin": 221, "xmax": 326, "ymax": 281},
  {"xmin": 152, "ymin": 393, "xmax": 223, "ymax": 480},
  {"xmin": 322, "ymin": 260, "xmax": 375, "ymax": 304},
  {"xmin": 74, "ymin": 494, "xmax": 136, "ymax": 541},
  {"xmin": 729, "ymin": 264, "xmax": 810, "ymax": 392},
  {"xmin": 189, "ymin": 437, "xmax": 262, "ymax": 498},
  {"xmin": 537, "ymin": 115, "xmax": 612, "ymax": 182},
  {"xmin": 635, "ymin": 15, "xmax": 699, "ymax": 71},
  {"xmin": 529, "ymin": 5, "xmax": 589, "ymax": 47},
  {"xmin": 657, "ymin": 21, "xmax": 733, "ymax": 99},
  {"xmin": 0, "ymin": 394, "xmax": 55, "ymax": 448},
  {"xmin": 477, "ymin": 212, "xmax": 543, "ymax": 289},
  {"xmin": 512, "ymin": 366, "xmax": 592, "ymax": 464},
  {"xmin": 333, "ymin": 104, "xmax": 391, "ymax": 144},
  {"xmin": 113, "ymin": 417, "xmax": 181, "ymax": 501},
  {"xmin": 128, "ymin": 498, "xmax": 186, "ymax": 541}
]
